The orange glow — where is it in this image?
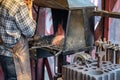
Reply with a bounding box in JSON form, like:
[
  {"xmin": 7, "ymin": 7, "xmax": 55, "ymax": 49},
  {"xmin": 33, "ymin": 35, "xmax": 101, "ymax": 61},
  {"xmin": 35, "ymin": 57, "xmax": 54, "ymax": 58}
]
[
  {"xmin": 55, "ymin": 24, "xmax": 65, "ymax": 36},
  {"xmin": 52, "ymin": 24, "xmax": 65, "ymax": 46}
]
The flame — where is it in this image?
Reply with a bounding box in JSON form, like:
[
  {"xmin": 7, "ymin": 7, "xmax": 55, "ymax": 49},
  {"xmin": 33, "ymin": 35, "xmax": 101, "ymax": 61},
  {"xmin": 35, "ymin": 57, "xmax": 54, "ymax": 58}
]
[
  {"xmin": 55, "ymin": 24, "xmax": 65, "ymax": 36},
  {"xmin": 52, "ymin": 24, "xmax": 65, "ymax": 46}
]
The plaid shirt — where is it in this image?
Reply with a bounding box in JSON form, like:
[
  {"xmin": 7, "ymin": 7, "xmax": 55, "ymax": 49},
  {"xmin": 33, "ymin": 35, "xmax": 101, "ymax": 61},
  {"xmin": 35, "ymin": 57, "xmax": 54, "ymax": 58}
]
[{"xmin": 0, "ymin": 0, "xmax": 36, "ymax": 57}]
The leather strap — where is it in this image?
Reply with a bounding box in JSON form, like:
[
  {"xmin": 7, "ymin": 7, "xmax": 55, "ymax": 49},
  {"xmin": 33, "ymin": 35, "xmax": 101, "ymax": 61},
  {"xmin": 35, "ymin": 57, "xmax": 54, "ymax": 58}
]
[
  {"xmin": 0, "ymin": 0, "xmax": 4, "ymax": 45},
  {"xmin": 0, "ymin": 36, "xmax": 3, "ymax": 45}
]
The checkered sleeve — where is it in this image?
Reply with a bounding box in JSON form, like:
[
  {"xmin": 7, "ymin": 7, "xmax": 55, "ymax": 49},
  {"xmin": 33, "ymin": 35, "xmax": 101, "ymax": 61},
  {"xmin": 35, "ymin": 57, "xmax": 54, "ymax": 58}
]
[{"xmin": 15, "ymin": 4, "xmax": 36, "ymax": 38}]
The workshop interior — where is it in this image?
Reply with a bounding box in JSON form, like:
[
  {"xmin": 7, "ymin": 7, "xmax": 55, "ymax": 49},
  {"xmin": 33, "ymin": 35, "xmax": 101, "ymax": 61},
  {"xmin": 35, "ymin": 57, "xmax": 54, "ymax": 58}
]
[{"xmin": 1, "ymin": 0, "xmax": 120, "ymax": 80}]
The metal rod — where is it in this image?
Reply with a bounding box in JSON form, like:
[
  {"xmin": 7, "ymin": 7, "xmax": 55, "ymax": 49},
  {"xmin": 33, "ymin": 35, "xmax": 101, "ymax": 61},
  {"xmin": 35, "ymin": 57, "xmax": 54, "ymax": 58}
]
[
  {"xmin": 113, "ymin": 50, "xmax": 116, "ymax": 64},
  {"xmin": 93, "ymin": 10, "xmax": 120, "ymax": 18},
  {"xmin": 54, "ymin": 56, "xmax": 58, "ymax": 75}
]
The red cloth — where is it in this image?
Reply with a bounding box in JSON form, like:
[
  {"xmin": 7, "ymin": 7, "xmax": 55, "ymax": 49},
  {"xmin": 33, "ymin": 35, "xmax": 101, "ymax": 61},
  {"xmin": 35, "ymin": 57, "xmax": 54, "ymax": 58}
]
[{"xmin": 0, "ymin": 65, "xmax": 4, "ymax": 80}]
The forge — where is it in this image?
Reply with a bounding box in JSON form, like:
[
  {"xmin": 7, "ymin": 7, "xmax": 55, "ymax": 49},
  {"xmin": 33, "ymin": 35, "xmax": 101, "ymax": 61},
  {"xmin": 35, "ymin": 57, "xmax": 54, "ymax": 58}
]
[
  {"xmin": 28, "ymin": 0, "xmax": 120, "ymax": 80},
  {"xmin": 29, "ymin": 0, "xmax": 96, "ymax": 79},
  {"xmin": 30, "ymin": 0, "xmax": 95, "ymax": 55},
  {"xmin": 29, "ymin": 0, "xmax": 119, "ymax": 80}
]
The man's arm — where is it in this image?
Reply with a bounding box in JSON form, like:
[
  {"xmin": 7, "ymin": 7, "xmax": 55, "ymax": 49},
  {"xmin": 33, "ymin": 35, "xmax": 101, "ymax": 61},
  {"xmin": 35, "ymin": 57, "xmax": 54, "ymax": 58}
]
[{"xmin": 15, "ymin": 3, "xmax": 36, "ymax": 38}]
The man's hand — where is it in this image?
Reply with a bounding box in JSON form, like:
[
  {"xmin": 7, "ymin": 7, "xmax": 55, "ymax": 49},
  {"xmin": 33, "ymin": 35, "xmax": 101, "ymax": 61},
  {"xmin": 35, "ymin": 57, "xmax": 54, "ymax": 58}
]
[
  {"xmin": 24, "ymin": 0, "xmax": 33, "ymax": 10},
  {"xmin": 24, "ymin": 0, "xmax": 33, "ymax": 19}
]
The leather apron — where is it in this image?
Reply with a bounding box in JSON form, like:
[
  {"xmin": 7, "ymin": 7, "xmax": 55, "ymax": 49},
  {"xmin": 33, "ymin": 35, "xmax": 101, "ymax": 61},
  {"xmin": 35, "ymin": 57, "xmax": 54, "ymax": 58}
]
[{"xmin": 12, "ymin": 36, "xmax": 31, "ymax": 80}]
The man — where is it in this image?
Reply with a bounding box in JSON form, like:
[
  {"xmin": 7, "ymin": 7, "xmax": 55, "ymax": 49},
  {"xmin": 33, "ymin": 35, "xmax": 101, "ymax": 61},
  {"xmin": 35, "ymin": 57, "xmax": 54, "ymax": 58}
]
[{"xmin": 0, "ymin": 0, "xmax": 36, "ymax": 79}]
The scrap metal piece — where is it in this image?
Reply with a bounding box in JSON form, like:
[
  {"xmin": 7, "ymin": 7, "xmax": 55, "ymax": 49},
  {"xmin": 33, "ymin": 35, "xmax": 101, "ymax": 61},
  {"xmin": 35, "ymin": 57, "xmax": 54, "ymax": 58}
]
[
  {"xmin": 112, "ymin": 44, "xmax": 119, "ymax": 64},
  {"xmin": 73, "ymin": 52, "xmax": 92, "ymax": 67},
  {"xmin": 96, "ymin": 51, "xmax": 106, "ymax": 68}
]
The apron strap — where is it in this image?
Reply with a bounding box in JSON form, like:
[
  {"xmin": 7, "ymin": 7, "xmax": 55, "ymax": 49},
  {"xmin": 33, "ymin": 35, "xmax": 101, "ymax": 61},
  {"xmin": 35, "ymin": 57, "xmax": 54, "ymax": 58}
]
[{"xmin": 0, "ymin": 0, "xmax": 4, "ymax": 45}]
